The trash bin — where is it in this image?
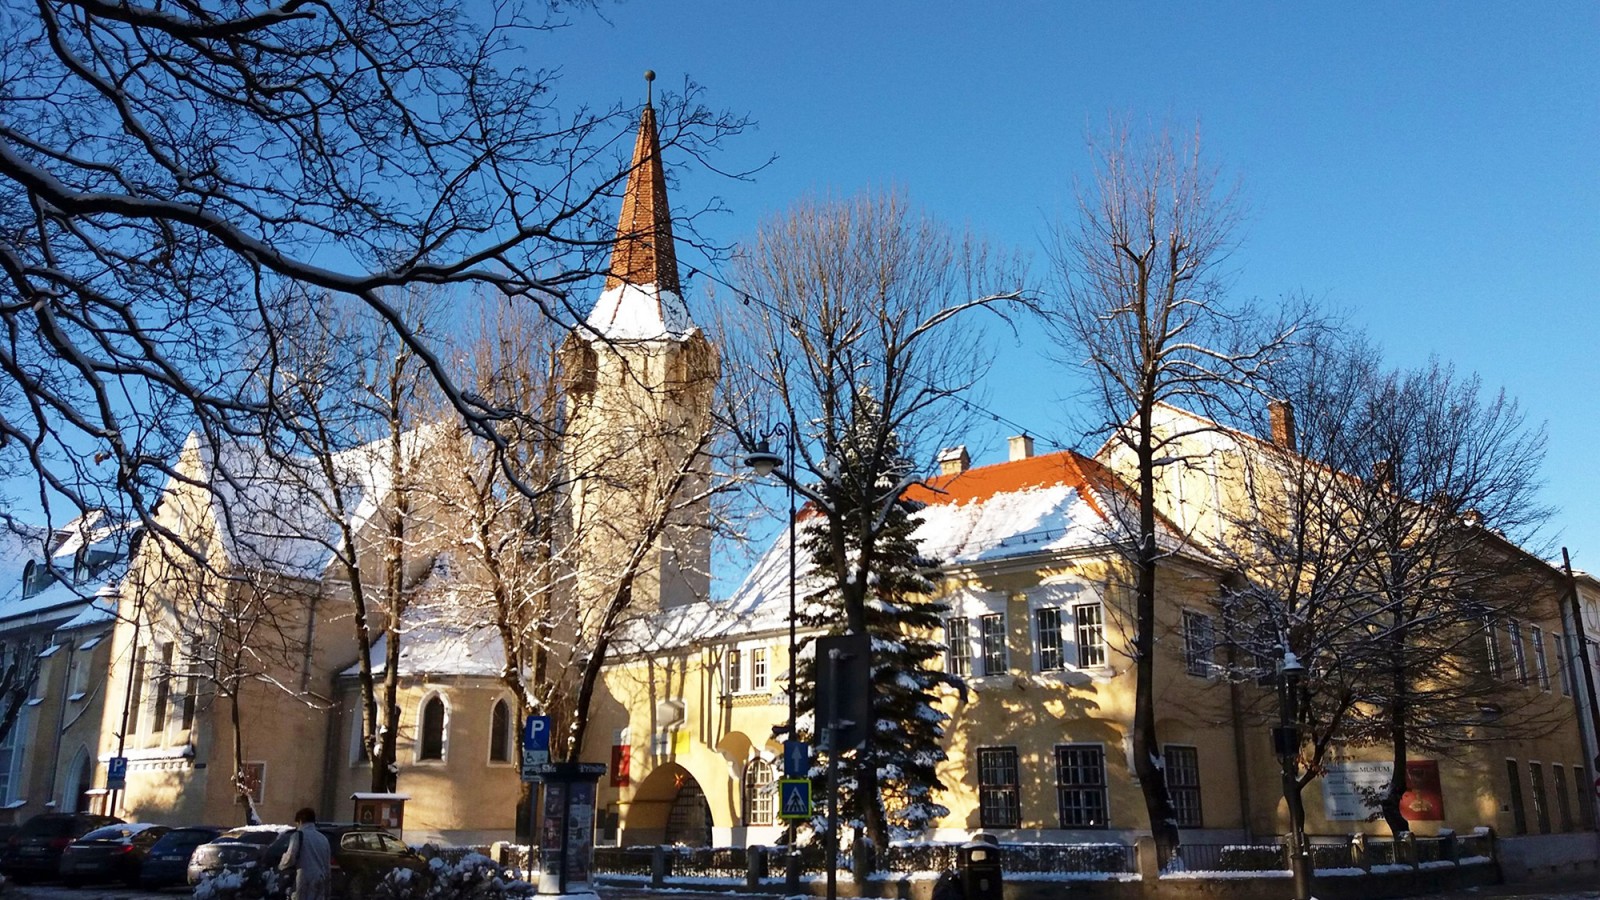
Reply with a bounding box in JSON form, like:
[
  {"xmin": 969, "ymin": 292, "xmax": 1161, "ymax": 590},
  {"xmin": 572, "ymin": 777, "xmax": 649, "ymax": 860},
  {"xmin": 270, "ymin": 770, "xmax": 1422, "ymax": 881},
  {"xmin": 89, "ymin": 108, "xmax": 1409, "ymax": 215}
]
[{"xmin": 958, "ymin": 836, "xmax": 1003, "ymax": 900}]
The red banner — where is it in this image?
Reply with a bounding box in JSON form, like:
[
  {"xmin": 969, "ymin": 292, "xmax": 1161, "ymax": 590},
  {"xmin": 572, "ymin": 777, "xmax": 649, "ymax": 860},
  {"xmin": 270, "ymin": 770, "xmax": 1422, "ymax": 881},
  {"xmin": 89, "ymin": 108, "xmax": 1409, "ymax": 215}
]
[
  {"xmin": 1402, "ymin": 760, "xmax": 1444, "ymax": 821},
  {"xmin": 610, "ymin": 745, "xmax": 630, "ymax": 787}
]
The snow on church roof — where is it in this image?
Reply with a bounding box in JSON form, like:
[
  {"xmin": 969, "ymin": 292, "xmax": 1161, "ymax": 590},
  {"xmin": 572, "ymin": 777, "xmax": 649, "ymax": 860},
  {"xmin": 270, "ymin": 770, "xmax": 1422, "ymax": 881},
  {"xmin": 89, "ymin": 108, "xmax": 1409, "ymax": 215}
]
[{"xmin": 195, "ymin": 424, "xmax": 451, "ymax": 579}]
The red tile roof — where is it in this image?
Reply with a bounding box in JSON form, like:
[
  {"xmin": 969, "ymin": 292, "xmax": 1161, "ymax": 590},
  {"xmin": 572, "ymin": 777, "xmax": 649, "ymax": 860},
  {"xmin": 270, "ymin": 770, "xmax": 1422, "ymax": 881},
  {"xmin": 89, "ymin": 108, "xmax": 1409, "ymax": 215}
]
[{"xmin": 906, "ymin": 449, "xmax": 1119, "ymax": 522}]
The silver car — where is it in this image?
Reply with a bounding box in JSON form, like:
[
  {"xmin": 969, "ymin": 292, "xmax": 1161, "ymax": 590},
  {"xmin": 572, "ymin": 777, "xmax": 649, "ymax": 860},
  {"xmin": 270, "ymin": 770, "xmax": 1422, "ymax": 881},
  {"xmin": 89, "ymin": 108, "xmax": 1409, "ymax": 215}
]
[{"xmin": 187, "ymin": 825, "xmax": 293, "ymax": 886}]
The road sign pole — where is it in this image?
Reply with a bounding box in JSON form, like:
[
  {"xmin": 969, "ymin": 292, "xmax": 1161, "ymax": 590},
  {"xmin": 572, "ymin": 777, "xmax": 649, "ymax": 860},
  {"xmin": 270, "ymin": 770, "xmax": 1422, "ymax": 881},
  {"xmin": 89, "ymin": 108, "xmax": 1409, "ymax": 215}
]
[{"xmin": 825, "ymin": 647, "xmax": 839, "ymax": 900}]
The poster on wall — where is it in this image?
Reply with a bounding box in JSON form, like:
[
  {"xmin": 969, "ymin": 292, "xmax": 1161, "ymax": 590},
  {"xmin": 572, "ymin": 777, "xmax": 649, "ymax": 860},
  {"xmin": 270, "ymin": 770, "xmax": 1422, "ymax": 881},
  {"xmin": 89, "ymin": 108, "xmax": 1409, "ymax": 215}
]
[{"xmin": 1321, "ymin": 759, "xmax": 1444, "ymax": 821}]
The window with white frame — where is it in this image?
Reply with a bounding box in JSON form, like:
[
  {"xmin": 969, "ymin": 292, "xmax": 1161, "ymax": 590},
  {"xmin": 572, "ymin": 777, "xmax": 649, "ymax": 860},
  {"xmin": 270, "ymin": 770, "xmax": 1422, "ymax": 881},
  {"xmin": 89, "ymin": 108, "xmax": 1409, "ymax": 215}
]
[
  {"xmin": 1183, "ymin": 610, "xmax": 1215, "ymax": 677},
  {"xmin": 1532, "ymin": 626, "xmax": 1551, "ymax": 691},
  {"xmin": 726, "ymin": 649, "xmax": 742, "ymax": 694},
  {"xmin": 1035, "ymin": 607, "xmax": 1064, "ymax": 672},
  {"xmin": 1074, "ymin": 603, "xmax": 1106, "ymax": 668},
  {"xmin": 1557, "ymin": 633, "xmax": 1570, "ymax": 696},
  {"xmin": 979, "ymin": 613, "xmax": 1007, "ymax": 676},
  {"xmin": 744, "ymin": 759, "xmax": 775, "ymax": 826},
  {"xmin": 1055, "ymin": 744, "xmax": 1108, "ymax": 828},
  {"xmin": 1165, "ymin": 745, "xmax": 1203, "ymax": 827},
  {"xmin": 947, "ymin": 617, "xmax": 971, "ymax": 677},
  {"xmin": 1509, "ymin": 621, "xmax": 1528, "ymax": 684},
  {"xmin": 1483, "ymin": 616, "xmax": 1503, "ymax": 678},
  {"xmin": 751, "ymin": 648, "xmax": 769, "ymax": 691}
]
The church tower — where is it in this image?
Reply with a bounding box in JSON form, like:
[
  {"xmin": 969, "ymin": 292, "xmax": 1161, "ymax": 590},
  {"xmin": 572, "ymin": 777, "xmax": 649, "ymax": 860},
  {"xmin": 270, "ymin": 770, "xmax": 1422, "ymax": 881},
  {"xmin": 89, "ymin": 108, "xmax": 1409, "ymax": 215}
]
[{"xmin": 560, "ymin": 77, "xmax": 718, "ymax": 618}]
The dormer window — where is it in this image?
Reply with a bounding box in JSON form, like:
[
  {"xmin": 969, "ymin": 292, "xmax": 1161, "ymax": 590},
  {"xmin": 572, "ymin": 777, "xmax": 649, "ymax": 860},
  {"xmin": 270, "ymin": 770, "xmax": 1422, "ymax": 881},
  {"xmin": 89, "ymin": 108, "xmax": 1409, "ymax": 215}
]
[{"xmin": 21, "ymin": 560, "xmax": 52, "ymax": 599}]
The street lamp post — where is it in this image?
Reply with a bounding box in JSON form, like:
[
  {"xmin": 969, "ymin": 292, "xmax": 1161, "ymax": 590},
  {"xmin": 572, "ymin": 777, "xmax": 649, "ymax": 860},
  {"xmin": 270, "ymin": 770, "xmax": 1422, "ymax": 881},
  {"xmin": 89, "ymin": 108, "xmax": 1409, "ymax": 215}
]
[
  {"xmin": 1276, "ymin": 653, "xmax": 1312, "ymax": 900},
  {"xmin": 743, "ymin": 427, "xmax": 802, "ymax": 894}
]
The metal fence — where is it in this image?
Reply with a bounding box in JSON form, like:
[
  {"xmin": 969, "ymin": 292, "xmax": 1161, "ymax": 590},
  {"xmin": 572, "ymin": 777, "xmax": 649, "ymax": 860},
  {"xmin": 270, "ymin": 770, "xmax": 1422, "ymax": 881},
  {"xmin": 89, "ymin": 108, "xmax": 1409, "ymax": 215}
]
[
  {"xmin": 590, "ymin": 847, "xmax": 653, "ymax": 876},
  {"xmin": 1172, "ymin": 843, "xmax": 1287, "ymax": 872}
]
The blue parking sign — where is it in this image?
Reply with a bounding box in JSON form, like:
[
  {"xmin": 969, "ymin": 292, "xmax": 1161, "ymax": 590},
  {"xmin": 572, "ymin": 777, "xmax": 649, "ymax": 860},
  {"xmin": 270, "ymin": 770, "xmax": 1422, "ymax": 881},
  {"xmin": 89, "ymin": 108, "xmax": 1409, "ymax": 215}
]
[
  {"xmin": 524, "ymin": 715, "xmax": 551, "ymax": 751},
  {"xmin": 107, "ymin": 756, "xmax": 128, "ymax": 790}
]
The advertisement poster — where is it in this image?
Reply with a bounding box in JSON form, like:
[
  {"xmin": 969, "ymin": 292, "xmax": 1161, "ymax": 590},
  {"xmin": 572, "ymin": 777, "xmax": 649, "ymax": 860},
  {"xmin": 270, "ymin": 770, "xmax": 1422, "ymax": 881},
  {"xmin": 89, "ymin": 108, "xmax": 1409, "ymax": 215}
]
[
  {"xmin": 1321, "ymin": 759, "xmax": 1444, "ymax": 821},
  {"xmin": 541, "ymin": 782, "xmax": 566, "ymax": 851},
  {"xmin": 565, "ymin": 781, "xmax": 596, "ymax": 884}
]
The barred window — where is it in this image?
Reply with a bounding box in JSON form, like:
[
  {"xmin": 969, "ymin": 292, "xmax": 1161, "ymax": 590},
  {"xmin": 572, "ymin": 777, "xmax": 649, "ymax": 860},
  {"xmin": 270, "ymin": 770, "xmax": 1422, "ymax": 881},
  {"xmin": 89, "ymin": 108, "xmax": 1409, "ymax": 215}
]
[
  {"xmin": 1036, "ymin": 607, "xmax": 1064, "ymax": 672},
  {"xmin": 744, "ymin": 759, "xmax": 775, "ymax": 826},
  {"xmin": 1055, "ymin": 744, "xmax": 1108, "ymax": 828},
  {"xmin": 980, "ymin": 614, "xmax": 1007, "ymax": 676},
  {"xmin": 751, "ymin": 647, "xmax": 768, "ymax": 691},
  {"xmin": 947, "ymin": 617, "xmax": 971, "ymax": 677},
  {"xmin": 1165, "ymin": 745, "xmax": 1203, "ymax": 828},
  {"xmin": 1074, "ymin": 603, "xmax": 1106, "ymax": 668},
  {"xmin": 727, "ymin": 649, "xmax": 742, "ymax": 694},
  {"xmin": 1532, "ymin": 627, "xmax": 1550, "ymax": 691},
  {"xmin": 1183, "ymin": 611, "xmax": 1214, "ymax": 677},
  {"xmin": 977, "ymin": 747, "xmax": 1020, "ymax": 828}
]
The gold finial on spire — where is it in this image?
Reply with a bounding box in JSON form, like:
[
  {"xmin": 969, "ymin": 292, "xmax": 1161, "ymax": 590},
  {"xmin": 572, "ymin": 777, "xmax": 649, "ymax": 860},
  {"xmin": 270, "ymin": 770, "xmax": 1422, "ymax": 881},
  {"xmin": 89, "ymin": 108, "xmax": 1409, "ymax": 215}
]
[{"xmin": 644, "ymin": 69, "xmax": 655, "ymax": 107}]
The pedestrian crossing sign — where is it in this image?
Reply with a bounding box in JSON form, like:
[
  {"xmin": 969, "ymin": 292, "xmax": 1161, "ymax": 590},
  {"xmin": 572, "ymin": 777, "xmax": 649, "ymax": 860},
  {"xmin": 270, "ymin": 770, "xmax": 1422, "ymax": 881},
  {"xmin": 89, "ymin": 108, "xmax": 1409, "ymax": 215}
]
[{"xmin": 778, "ymin": 779, "xmax": 812, "ymax": 820}]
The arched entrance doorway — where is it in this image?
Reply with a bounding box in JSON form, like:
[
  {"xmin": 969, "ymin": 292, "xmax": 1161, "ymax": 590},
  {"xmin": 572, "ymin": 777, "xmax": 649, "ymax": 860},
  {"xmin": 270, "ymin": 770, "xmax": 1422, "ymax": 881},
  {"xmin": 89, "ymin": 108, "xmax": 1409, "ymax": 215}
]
[
  {"xmin": 63, "ymin": 748, "xmax": 93, "ymax": 813},
  {"xmin": 625, "ymin": 762, "xmax": 716, "ymax": 847},
  {"xmin": 664, "ymin": 782, "xmax": 712, "ymax": 846}
]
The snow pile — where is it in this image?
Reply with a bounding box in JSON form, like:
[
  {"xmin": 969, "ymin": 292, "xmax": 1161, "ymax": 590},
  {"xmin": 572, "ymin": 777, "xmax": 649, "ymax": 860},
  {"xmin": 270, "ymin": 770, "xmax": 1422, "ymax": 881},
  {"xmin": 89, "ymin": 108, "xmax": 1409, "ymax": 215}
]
[{"xmin": 375, "ymin": 851, "xmax": 535, "ymax": 900}]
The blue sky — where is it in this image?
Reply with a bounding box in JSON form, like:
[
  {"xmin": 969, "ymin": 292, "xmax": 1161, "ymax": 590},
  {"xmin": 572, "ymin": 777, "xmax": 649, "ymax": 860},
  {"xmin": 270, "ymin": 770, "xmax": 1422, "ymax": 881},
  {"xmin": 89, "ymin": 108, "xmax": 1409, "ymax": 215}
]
[{"xmin": 537, "ymin": 2, "xmax": 1600, "ymax": 567}]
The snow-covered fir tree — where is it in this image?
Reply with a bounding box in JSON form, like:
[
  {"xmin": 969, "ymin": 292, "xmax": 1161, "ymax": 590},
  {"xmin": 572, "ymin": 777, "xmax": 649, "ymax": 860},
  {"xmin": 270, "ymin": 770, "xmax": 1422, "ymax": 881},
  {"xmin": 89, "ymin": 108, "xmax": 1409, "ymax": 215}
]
[{"xmin": 797, "ymin": 396, "xmax": 961, "ymax": 848}]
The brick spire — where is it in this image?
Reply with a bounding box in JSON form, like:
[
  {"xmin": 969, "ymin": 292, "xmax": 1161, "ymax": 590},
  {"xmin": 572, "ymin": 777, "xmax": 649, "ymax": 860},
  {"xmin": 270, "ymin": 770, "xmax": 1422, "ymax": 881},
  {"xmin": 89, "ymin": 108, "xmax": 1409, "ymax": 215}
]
[
  {"xmin": 604, "ymin": 94, "xmax": 680, "ymax": 295},
  {"xmin": 585, "ymin": 73, "xmax": 692, "ymax": 340}
]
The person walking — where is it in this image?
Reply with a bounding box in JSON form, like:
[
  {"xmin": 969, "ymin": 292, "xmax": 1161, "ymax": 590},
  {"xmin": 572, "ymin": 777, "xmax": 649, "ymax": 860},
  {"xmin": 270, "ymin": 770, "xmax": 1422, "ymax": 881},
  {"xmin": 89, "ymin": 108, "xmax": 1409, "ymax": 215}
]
[{"xmin": 280, "ymin": 807, "xmax": 332, "ymax": 900}]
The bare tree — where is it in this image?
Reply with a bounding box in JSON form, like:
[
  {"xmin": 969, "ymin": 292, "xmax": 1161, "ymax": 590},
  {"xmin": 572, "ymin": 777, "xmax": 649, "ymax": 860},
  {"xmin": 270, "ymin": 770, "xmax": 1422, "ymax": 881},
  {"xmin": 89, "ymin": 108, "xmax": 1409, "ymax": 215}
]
[
  {"xmin": 1043, "ymin": 124, "xmax": 1303, "ymax": 862},
  {"xmin": 718, "ymin": 189, "xmax": 1024, "ymax": 850},
  {"xmin": 0, "ymin": 0, "xmax": 749, "ymax": 549},
  {"xmin": 253, "ymin": 286, "xmax": 447, "ymax": 795},
  {"xmin": 1330, "ymin": 359, "xmax": 1551, "ymax": 834}
]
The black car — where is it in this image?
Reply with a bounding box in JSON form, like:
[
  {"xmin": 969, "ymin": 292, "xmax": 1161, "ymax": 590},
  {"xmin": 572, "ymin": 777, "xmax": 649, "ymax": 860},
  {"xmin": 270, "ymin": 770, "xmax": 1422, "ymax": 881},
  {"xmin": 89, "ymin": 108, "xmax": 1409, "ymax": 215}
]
[
  {"xmin": 0, "ymin": 813, "xmax": 123, "ymax": 884},
  {"xmin": 187, "ymin": 825, "xmax": 292, "ymax": 886},
  {"xmin": 256, "ymin": 824, "xmax": 427, "ymax": 900},
  {"xmin": 140, "ymin": 825, "xmax": 224, "ymax": 889},
  {"xmin": 58, "ymin": 823, "xmax": 171, "ymax": 887}
]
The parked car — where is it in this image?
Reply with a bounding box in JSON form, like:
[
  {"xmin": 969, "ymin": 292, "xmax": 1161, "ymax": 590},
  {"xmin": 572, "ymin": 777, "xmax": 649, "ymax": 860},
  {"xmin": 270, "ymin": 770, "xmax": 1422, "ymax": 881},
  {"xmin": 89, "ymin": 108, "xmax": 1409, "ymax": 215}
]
[
  {"xmin": 256, "ymin": 824, "xmax": 428, "ymax": 900},
  {"xmin": 58, "ymin": 822, "xmax": 170, "ymax": 887},
  {"xmin": 140, "ymin": 825, "xmax": 225, "ymax": 889},
  {"xmin": 187, "ymin": 825, "xmax": 293, "ymax": 886},
  {"xmin": 0, "ymin": 813, "xmax": 123, "ymax": 884}
]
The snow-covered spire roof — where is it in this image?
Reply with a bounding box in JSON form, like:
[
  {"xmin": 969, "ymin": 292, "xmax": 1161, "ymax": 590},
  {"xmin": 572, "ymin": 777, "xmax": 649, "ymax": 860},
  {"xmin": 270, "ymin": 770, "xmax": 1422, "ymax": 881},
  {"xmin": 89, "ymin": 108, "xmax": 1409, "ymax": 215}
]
[{"xmin": 583, "ymin": 81, "xmax": 694, "ymax": 342}]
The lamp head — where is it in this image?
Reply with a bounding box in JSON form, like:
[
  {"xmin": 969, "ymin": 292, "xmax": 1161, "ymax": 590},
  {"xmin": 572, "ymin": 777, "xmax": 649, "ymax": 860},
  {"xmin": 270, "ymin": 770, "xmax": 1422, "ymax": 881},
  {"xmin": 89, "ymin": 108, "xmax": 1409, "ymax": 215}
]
[{"xmin": 744, "ymin": 439, "xmax": 782, "ymax": 477}]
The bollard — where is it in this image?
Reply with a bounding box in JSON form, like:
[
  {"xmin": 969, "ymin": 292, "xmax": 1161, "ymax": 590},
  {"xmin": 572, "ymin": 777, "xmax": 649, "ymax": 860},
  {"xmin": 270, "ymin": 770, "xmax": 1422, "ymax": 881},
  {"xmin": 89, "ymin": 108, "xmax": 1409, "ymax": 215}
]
[
  {"xmin": 747, "ymin": 845, "xmax": 767, "ymax": 887},
  {"xmin": 651, "ymin": 845, "xmax": 670, "ymax": 888},
  {"xmin": 852, "ymin": 834, "xmax": 876, "ymax": 884}
]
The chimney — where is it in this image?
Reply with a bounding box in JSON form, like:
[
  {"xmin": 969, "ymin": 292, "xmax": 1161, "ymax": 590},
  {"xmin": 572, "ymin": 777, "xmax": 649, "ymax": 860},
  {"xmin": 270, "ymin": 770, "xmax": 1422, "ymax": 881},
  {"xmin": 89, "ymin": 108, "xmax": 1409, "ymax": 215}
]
[
  {"xmin": 1008, "ymin": 435, "xmax": 1035, "ymax": 462},
  {"xmin": 937, "ymin": 446, "xmax": 971, "ymax": 476},
  {"xmin": 1373, "ymin": 458, "xmax": 1393, "ymax": 489},
  {"xmin": 1268, "ymin": 400, "xmax": 1296, "ymax": 452}
]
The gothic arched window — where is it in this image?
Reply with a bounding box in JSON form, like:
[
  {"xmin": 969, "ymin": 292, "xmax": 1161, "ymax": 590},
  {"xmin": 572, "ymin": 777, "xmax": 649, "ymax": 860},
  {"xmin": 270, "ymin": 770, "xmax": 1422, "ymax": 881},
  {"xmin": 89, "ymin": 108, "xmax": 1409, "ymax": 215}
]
[
  {"xmin": 489, "ymin": 699, "xmax": 512, "ymax": 763},
  {"xmin": 418, "ymin": 695, "xmax": 447, "ymax": 762}
]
